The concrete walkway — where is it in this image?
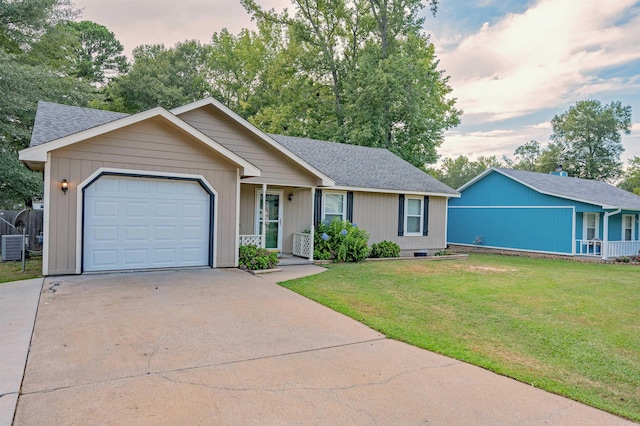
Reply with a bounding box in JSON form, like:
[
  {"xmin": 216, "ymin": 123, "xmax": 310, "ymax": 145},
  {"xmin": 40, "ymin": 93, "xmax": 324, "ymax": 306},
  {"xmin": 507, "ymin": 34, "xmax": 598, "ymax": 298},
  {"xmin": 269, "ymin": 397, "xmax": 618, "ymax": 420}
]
[
  {"xmin": 0, "ymin": 278, "xmax": 43, "ymax": 426},
  {"xmin": 4, "ymin": 267, "xmax": 636, "ymax": 425}
]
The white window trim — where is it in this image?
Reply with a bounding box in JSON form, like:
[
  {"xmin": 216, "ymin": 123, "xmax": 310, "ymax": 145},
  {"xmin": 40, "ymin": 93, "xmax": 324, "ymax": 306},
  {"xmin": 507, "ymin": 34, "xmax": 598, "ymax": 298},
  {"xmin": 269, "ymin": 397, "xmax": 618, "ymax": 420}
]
[
  {"xmin": 622, "ymin": 214, "xmax": 636, "ymax": 241},
  {"xmin": 404, "ymin": 196, "xmax": 423, "ymax": 236},
  {"xmin": 322, "ymin": 190, "xmax": 347, "ymax": 223},
  {"xmin": 583, "ymin": 212, "xmax": 600, "ymax": 240}
]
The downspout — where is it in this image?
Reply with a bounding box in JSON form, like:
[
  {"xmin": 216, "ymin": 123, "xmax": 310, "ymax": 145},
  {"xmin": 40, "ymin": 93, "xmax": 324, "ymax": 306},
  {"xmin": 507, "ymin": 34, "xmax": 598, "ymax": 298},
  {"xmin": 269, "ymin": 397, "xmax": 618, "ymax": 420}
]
[
  {"xmin": 262, "ymin": 184, "xmax": 267, "ymax": 249},
  {"xmin": 603, "ymin": 208, "xmax": 621, "ymax": 260},
  {"xmin": 310, "ymin": 187, "xmax": 315, "ymax": 262}
]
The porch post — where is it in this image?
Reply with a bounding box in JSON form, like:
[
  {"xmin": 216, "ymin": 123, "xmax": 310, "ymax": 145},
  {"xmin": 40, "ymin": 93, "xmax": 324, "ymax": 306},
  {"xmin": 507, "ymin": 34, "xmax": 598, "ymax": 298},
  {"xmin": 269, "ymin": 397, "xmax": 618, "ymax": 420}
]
[
  {"xmin": 309, "ymin": 187, "xmax": 315, "ymax": 261},
  {"xmin": 262, "ymin": 183, "xmax": 267, "ymax": 249},
  {"xmin": 603, "ymin": 214, "xmax": 608, "ymax": 260}
]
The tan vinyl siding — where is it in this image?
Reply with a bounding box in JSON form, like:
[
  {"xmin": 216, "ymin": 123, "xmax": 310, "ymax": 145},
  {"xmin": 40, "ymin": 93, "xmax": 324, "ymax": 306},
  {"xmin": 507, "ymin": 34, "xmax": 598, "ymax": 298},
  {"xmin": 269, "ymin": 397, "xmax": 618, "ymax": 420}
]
[
  {"xmin": 239, "ymin": 184, "xmax": 313, "ymax": 254},
  {"xmin": 352, "ymin": 192, "xmax": 448, "ymax": 250},
  {"xmin": 46, "ymin": 118, "xmax": 239, "ymax": 275},
  {"xmin": 178, "ymin": 108, "xmax": 321, "ymax": 187}
]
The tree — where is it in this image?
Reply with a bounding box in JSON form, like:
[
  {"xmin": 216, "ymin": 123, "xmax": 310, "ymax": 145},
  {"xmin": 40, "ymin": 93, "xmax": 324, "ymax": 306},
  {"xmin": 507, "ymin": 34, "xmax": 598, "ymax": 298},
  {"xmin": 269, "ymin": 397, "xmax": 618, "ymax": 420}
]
[
  {"xmin": 503, "ymin": 140, "xmax": 540, "ymax": 171},
  {"xmin": 106, "ymin": 41, "xmax": 211, "ymax": 112},
  {"xmin": 0, "ymin": 145, "xmax": 43, "ymax": 208},
  {"xmin": 66, "ymin": 21, "xmax": 128, "ymax": 84},
  {"xmin": 239, "ymin": 0, "xmax": 459, "ymax": 169},
  {"xmin": 429, "ymin": 155, "xmax": 501, "ymax": 189},
  {"xmin": 550, "ymin": 100, "xmax": 631, "ymax": 181},
  {"xmin": 618, "ymin": 156, "xmax": 640, "ymax": 195},
  {"xmin": 0, "ymin": 0, "xmax": 76, "ymax": 54}
]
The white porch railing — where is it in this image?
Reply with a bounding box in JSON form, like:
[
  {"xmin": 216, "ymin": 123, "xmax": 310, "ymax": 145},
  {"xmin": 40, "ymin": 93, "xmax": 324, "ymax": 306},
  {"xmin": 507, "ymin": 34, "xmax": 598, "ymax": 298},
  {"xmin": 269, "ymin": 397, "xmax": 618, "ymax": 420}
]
[
  {"xmin": 576, "ymin": 239, "xmax": 602, "ymax": 256},
  {"xmin": 606, "ymin": 241, "xmax": 640, "ymax": 258},
  {"xmin": 239, "ymin": 235, "xmax": 262, "ymax": 247},
  {"xmin": 293, "ymin": 232, "xmax": 312, "ymax": 258}
]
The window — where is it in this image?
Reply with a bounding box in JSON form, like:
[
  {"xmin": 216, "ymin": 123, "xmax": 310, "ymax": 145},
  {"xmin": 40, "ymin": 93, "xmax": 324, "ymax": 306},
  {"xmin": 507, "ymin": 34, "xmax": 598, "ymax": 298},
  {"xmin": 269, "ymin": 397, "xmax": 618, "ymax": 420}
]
[
  {"xmin": 584, "ymin": 213, "xmax": 599, "ymax": 240},
  {"xmin": 322, "ymin": 191, "xmax": 346, "ymax": 223},
  {"xmin": 404, "ymin": 197, "xmax": 423, "ymax": 235},
  {"xmin": 622, "ymin": 214, "xmax": 635, "ymax": 241}
]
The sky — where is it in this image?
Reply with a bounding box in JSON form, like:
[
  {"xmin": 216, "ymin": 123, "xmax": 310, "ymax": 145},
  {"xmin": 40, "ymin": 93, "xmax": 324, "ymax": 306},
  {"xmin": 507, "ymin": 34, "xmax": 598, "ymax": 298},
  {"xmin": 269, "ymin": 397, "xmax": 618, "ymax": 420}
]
[{"xmin": 74, "ymin": 0, "xmax": 640, "ymax": 166}]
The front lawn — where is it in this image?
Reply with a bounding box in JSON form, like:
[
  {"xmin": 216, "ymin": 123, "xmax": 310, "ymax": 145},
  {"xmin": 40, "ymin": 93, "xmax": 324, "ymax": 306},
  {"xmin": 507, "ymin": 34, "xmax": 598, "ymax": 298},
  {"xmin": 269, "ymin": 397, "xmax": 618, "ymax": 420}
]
[
  {"xmin": 0, "ymin": 255, "xmax": 42, "ymax": 284},
  {"xmin": 280, "ymin": 255, "xmax": 640, "ymax": 421}
]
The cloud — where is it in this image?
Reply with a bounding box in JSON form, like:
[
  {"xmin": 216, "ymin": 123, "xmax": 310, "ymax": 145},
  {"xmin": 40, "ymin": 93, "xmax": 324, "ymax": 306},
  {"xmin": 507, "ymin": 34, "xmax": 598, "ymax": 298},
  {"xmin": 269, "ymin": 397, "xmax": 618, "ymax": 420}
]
[
  {"xmin": 75, "ymin": 0, "xmax": 289, "ymax": 56},
  {"xmin": 437, "ymin": 0, "xmax": 640, "ymax": 124}
]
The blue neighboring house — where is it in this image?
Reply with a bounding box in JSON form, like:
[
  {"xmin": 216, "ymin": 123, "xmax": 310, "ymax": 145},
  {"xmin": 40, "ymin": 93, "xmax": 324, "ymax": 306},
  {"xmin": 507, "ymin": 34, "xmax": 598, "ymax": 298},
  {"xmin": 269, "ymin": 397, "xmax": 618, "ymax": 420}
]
[{"xmin": 447, "ymin": 167, "xmax": 640, "ymax": 259}]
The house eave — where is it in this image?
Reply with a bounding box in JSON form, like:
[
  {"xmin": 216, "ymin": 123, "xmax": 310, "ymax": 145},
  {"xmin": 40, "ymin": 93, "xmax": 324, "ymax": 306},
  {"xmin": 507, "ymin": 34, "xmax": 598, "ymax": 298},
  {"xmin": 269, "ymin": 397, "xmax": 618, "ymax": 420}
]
[{"xmin": 327, "ymin": 185, "xmax": 460, "ymax": 197}]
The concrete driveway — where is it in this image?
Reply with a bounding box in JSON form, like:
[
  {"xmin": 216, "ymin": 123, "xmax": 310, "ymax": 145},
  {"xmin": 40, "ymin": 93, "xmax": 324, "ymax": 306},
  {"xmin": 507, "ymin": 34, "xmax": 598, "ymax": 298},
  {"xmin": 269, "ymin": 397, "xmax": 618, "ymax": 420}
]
[{"xmin": 14, "ymin": 267, "xmax": 633, "ymax": 425}]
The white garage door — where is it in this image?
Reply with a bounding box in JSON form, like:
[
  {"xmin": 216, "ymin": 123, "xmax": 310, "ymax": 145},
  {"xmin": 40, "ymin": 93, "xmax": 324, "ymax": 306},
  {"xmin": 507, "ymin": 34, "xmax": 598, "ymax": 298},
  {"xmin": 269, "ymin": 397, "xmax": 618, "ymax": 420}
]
[{"xmin": 83, "ymin": 175, "xmax": 211, "ymax": 272}]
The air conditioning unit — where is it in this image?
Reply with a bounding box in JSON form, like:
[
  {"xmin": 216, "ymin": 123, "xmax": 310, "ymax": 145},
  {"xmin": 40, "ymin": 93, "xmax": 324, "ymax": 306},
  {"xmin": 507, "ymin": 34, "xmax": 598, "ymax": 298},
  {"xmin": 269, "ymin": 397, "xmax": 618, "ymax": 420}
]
[{"xmin": 1, "ymin": 235, "xmax": 27, "ymax": 261}]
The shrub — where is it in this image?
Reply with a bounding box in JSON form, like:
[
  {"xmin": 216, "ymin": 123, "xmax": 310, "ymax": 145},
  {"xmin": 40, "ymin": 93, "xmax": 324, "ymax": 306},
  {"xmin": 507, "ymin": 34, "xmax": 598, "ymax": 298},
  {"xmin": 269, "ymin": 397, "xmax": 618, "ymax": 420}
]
[
  {"xmin": 238, "ymin": 244, "xmax": 279, "ymax": 270},
  {"xmin": 313, "ymin": 220, "xmax": 370, "ymax": 262},
  {"xmin": 370, "ymin": 240, "xmax": 400, "ymax": 258}
]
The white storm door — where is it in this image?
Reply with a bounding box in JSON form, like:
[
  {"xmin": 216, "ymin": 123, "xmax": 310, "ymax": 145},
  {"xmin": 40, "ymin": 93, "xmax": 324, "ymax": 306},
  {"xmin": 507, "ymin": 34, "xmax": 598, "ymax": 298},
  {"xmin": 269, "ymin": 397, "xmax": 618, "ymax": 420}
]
[
  {"xmin": 83, "ymin": 175, "xmax": 211, "ymax": 272},
  {"xmin": 255, "ymin": 190, "xmax": 283, "ymax": 250}
]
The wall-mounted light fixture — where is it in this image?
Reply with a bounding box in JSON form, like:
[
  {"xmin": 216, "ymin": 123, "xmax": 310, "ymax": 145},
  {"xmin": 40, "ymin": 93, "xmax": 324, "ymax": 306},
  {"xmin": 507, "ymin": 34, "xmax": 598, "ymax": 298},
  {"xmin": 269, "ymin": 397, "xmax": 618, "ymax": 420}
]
[
  {"xmin": 288, "ymin": 193, "xmax": 294, "ymax": 202},
  {"xmin": 61, "ymin": 179, "xmax": 69, "ymax": 194}
]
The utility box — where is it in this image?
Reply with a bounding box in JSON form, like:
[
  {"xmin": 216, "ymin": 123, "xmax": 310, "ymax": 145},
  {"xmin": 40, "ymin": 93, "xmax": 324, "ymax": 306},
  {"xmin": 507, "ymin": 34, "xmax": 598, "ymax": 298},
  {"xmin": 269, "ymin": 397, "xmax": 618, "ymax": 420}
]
[{"xmin": 1, "ymin": 235, "xmax": 27, "ymax": 261}]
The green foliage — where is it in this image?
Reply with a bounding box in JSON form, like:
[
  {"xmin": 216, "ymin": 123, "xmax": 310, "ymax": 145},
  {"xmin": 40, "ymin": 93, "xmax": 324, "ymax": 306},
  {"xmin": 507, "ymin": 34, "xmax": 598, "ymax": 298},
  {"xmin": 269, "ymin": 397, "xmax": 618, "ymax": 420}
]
[
  {"xmin": 0, "ymin": 146, "xmax": 43, "ymax": 208},
  {"xmin": 370, "ymin": 240, "xmax": 400, "ymax": 258},
  {"xmin": 550, "ymin": 99, "xmax": 632, "ymax": 181},
  {"xmin": 314, "ymin": 220, "xmax": 370, "ymax": 262},
  {"xmin": 106, "ymin": 41, "xmax": 211, "ymax": 113},
  {"xmin": 618, "ymin": 156, "xmax": 640, "ymax": 195},
  {"xmin": 238, "ymin": 244, "xmax": 279, "ymax": 270},
  {"xmin": 429, "ymin": 155, "xmax": 502, "ymax": 189},
  {"xmin": 235, "ymin": 0, "xmax": 458, "ymax": 169}
]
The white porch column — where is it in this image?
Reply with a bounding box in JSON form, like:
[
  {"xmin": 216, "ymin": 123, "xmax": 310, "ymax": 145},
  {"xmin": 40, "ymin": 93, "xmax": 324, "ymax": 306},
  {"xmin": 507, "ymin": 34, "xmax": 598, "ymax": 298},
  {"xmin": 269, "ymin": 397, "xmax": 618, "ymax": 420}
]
[
  {"xmin": 603, "ymin": 208, "xmax": 622, "ymax": 260},
  {"xmin": 262, "ymin": 183, "xmax": 267, "ymax": 249},
  {"xmin": 309, "ymin": 187, "xmax": 315, "ymax": 261}
]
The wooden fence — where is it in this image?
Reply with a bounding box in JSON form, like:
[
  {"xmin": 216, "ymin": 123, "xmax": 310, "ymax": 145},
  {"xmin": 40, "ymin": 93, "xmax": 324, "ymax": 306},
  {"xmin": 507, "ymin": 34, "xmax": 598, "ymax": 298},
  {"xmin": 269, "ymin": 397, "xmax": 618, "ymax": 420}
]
[{"xmin": 0, "ymin": 209, "xmax": 44, "ymax": 251}]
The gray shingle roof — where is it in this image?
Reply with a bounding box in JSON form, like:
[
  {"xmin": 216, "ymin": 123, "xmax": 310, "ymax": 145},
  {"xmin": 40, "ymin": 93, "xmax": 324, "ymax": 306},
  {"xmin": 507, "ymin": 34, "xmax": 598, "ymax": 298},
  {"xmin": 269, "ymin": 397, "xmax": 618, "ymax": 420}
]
[
  {"xmin": 29, "ymin": 101, "xmax": 128, "ymax": 147},
  {"xmin": 494, "ymin": 167, "xmax": 640, "ymax": 210},
  {"xmin": 270, "ymin": 134, "xmax": 459, "ymax": 195},
  {"xmin": 27, "ymin": 101, "xmax": 458, "ymax": 196}
]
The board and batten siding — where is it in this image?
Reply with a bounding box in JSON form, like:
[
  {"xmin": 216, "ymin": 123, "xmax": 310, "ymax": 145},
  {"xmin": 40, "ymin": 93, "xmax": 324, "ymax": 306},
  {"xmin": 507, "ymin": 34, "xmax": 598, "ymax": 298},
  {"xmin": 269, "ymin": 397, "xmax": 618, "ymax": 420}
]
[
  {"xmin": 448, "ymin": 206, "xmax": 574, "ymax": 254},
  {"xmin": 240, "ymin": 184, "xmax": 313, "ymax": 254},
  {"xmin": 178, "ymin": 108, "xmax": 321, "ymax": 187},
  {"xmin": 352, "ymin": 192, "xmax": 448, "ymax": 250},
  {"xmin": 46, "ymin": 118, "xmax": 239, "ymax": 275}
]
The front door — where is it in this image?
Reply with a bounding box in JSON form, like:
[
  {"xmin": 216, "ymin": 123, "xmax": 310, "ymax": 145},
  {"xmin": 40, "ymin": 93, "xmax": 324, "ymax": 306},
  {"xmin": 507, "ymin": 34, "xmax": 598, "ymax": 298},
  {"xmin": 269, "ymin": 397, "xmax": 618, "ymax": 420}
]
[{"xmin": 255, "ymin": 190, "xmax": 283, "ymax": 251}]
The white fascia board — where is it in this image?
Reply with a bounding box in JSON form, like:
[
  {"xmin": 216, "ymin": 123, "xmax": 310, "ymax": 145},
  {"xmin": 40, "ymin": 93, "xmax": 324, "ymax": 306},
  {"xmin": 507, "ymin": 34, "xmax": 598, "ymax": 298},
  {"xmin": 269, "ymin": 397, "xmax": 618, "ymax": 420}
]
[
  {"xmin": 328, "ymin": 185, "xmax": 461, "ymax": 198},
  {"xmin": 19, "ymin": 107, "xmax": 261, "ymax": 177},
  {"xmin": 456, "ymin": 167, "xmax": 495, "ymax": 192},
  {"xmin": 172, "ymin": 97, "xmax": 335, "ymax": 186}
]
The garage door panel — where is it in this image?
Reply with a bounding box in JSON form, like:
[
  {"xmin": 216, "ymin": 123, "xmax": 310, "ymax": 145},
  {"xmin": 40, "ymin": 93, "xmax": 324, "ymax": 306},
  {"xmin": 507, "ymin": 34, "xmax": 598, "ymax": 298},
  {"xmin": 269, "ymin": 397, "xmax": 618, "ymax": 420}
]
[
  {"xmin": 84, "ymin": 176, "xmax": 211, "ymax": 272},
  {"xmin": 91, "ymin": 250, "xmax": 118, "ymax": 267}
]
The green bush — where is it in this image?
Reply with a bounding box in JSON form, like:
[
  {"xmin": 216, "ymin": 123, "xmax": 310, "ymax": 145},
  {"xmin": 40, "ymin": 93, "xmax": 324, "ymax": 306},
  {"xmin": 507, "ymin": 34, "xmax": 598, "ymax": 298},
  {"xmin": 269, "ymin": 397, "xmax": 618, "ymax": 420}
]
[
  {"xmin": 370, "ymin": 240, "xmax": 400, "ymax": 258},
  {"xmin": 238, "ymin": 244, "xmax": 279, "ymax": 270},
  {"xmin": 314, "ymin": 220, "xmax": 370, "ymax": 262}
]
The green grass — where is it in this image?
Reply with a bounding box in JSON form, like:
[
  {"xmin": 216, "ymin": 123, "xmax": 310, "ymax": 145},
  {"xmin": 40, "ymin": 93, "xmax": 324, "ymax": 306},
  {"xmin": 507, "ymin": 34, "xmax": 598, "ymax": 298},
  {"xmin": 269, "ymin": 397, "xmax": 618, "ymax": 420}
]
[
  {"xmin": 280, "ymin": 254, "xmax": 640, "ymax": 421},
  {"xmin": 0, "ymin": 255, "xmax": 42, "ymax": 284}
]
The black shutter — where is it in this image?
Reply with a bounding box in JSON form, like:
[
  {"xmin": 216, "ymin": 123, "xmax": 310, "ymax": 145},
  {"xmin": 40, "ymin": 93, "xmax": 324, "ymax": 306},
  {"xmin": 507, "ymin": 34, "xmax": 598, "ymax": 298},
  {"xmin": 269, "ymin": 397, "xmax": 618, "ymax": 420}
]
[
  {"xmin": 314, "ymin": 189, "xmax": 323, "ymax": 227},
  {"xmin": 347, "ymin": 191, "xmax": 354, "ymax": 223},
  {"xmin": 398, "ymin": 194, "xmax": 405, "ymax": 236},
  {"xmin": 423, "ymin": 196, "xmax": 429, "ymax": 236}
]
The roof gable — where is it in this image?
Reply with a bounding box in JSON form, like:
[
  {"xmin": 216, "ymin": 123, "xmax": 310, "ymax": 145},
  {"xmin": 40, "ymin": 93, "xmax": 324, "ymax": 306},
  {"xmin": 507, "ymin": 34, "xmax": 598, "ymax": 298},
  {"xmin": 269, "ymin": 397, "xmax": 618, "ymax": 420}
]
[
  {"xmin": 460, "ymin": 167, "xmax": 640, "ymax": 210},
  {"xmin": 20, "ymin": 104, "xmax": 261, "ymax": 177},
  {"xmin": 172, "ymin": 98, "xmax": 334, "ymax": 186},
  {"xmin": 271, "ymin": 134, "xmax": 459, "ymax": 196}
]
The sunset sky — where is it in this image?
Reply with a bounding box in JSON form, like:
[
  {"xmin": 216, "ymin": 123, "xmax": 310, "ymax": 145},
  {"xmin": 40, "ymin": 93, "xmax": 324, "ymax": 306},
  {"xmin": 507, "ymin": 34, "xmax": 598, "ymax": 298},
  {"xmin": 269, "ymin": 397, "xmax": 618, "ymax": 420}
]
[{"xmin": 74, "ymin": 0, "xmax": 640, "ymax": 165}]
